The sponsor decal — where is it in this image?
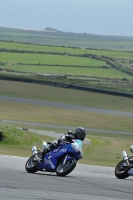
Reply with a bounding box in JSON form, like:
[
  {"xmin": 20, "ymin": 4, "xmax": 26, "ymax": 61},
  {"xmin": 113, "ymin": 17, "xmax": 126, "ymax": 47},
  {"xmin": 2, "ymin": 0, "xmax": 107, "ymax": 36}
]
[
  {"xmin": 45, "ymin": 155, "xmax": 55, "ymax": 169},
  {"xmin": 60, "ymin": 149, "xmax": 67, "ymax": 153}
]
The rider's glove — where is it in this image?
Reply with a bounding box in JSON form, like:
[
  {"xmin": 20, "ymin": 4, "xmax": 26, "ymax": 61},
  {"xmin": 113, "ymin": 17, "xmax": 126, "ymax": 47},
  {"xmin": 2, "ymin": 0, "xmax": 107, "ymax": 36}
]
[
  {"xmin": 58, "ymin": 139, "xmax": 63, "ymax": 144},
  {"xmin": 65, "ymin": 134, "xmax": 75, "ymax": 142},
  {"xmin": 67, "ymin": 130, "xmax": 73, "ymax": 135}
]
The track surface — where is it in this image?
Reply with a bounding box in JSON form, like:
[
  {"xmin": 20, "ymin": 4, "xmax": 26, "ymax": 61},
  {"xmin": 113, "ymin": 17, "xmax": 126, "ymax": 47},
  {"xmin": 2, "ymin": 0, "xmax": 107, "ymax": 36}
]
[
  {"xmin": 1, "ymin": 95, "xmax": 133, "ymax": 118},
  {"xmin": 0, "ymin": 155, "xmax": 133, "ymax": 200}
]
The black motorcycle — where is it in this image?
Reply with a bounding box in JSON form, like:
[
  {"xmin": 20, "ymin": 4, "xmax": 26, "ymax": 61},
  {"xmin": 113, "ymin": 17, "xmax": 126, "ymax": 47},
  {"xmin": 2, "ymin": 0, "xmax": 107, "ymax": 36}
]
[{"xmin": 115, "ymin": 145, "xmax": 133, "ymax": 179}]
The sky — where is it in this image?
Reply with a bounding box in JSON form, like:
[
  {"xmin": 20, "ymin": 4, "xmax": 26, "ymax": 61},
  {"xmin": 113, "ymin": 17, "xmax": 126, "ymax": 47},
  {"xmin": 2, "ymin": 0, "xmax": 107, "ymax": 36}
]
[{"xmin": 0, "ymin": 0, "xmax": 133, "ymax": 37}]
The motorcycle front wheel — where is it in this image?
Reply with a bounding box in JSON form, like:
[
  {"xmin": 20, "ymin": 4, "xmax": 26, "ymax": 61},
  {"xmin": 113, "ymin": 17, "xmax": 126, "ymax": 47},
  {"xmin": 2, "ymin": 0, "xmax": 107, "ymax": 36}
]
[
  {"xmin": 56, "ymin": 158, "xmax": 77, "ymax": 176},
  {"xmin": 115, "ymin": 159, "xmax": 130, "ymax": 179},
  {"xmin": 25, "ymin": 155, "xmax": 39, "ymax": 173}
]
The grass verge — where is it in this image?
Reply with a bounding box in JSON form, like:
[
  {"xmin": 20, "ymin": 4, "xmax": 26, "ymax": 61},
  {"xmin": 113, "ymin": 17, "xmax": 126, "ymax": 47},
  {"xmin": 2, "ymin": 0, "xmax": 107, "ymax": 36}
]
[
  {"xmin": 1, "ymin": 80, "xmax": 133, "ymax": 112},
  {"xmin": 1, "ymin": 100, "xmax": 133, "ymax": 132},
  {"xmin": 0, "ymin": 123, "xmax": 132, "ymax": 167}
]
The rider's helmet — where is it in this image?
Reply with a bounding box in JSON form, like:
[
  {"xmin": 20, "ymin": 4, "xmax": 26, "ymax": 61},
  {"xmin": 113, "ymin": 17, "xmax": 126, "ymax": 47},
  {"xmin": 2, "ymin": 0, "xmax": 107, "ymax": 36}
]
[{"xmin": 74, "ymin": 127, "xmax": 86, "ymax": 141}]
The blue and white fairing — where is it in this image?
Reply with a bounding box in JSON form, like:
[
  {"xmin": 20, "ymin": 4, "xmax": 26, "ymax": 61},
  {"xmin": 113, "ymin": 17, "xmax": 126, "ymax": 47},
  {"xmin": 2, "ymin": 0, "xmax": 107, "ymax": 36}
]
[{"xmin": 37, "ymin": 139, "xmax": 83, "ymax": 171}]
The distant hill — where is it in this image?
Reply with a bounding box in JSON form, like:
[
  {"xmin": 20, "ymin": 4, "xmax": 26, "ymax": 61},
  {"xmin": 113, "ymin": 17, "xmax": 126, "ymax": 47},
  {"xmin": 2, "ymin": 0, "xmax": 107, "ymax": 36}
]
[
  {"xmin": 0, "ymin": 26, "xmax": 133, "ymax": 50},
  {"xmin": 45, "ymin": 27, "xmax": 59, "ymax": 32}
]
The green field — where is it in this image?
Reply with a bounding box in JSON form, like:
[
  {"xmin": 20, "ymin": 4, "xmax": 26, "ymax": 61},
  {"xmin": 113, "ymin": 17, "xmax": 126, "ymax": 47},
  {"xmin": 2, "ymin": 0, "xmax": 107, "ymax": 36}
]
[
  {"xmin": 0, "ymin": 41, "xmax": 133, "ymax": 94},
  {"xmin": 0, "ymin": 41, "xmax": 133, "ymax": 60},
  {"xmin": 2, "ymin": 64, "xmax": 133, "ymax": 79},
  {"xmin": 0, "ymin": 52, "xmax": 107, "ymax": 67}
]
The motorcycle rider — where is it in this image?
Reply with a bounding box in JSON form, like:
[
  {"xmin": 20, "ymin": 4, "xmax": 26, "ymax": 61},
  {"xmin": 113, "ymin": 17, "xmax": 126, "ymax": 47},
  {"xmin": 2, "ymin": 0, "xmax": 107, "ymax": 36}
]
[{"xmin": 42, "ymin": 127, "xmax": 86, "ymax": 159}]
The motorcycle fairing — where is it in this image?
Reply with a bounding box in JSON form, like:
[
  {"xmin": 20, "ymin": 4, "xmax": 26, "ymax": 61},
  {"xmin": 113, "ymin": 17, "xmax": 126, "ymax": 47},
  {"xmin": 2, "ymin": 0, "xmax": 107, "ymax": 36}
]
[
  {"xmin": 37, "ymin": 143, "xmax": 80, "ymax": 171},
  {"xmin": 52, "ymin": 143, "xmax": 80, "ymax": 160}
]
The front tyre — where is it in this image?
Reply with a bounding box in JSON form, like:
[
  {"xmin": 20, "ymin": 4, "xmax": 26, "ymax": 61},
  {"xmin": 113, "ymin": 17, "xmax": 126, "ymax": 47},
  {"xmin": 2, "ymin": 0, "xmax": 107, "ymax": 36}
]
[
  {"xmin": 25, "ymin": 155, "xmax": 39, "ymax": 173},
  {"xmin": 56, "ymin": 158, "xmax": 77, "ymax": 176},
  {"xmin": 115, "ymin": 160, "xmax": 130, "ymax": 179}
]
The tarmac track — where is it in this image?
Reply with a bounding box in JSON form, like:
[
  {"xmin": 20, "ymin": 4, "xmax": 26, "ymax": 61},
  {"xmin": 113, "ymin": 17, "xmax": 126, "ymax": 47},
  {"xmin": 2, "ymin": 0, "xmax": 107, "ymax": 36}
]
[
  {"xmin": 0, "ymin": 155, "xmax": 133, "ymax": 200},
  {"xmin": 1, "ymin": 95, "xmax": 133, "ymax": 118}
]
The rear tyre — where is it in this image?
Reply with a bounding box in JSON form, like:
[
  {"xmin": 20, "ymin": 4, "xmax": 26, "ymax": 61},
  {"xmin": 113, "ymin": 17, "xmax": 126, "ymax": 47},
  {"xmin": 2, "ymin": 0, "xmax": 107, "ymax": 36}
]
[
  {"xmin": 115, "ymin": 160, "xmax": 130, "ymax": 179},
  {"xmin": 25, "ymin": 155, "xmax": 39, "ymax": 173},
  {"xmin": 56, "ymin": 158, "xmax": 77, "ymax": 176}
]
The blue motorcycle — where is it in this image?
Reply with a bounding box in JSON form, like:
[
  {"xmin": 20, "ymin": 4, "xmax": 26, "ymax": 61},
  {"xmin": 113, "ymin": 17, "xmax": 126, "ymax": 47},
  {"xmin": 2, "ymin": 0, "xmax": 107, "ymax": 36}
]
[{"xmin": 25, "ymin": 139, "xmax": 83, "ymax": 176}]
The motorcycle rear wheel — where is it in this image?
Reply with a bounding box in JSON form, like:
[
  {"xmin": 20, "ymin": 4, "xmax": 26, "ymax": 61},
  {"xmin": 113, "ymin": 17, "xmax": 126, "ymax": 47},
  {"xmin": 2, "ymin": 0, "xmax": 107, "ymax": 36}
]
[
  {"xmin": 56, "ymin": 158, "xmax": 77, "ymax": 176},
  {"xmin": 115, "ymin": 159, "xmax": 130, "ymax": 179},
  {"xmin": 25, "ymin": 155, "xmax": 39, "ymax": 173}
]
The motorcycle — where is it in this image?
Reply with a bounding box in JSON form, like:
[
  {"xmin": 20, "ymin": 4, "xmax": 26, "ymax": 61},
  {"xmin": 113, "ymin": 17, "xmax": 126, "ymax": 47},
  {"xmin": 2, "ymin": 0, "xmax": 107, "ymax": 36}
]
[
  {"xmin": 25, "ymin": 139, "xmax": 83, "ymax": 176},
  {"xmin": 115, "ymin": 145, "xmax": 133, "ymax": 179}
]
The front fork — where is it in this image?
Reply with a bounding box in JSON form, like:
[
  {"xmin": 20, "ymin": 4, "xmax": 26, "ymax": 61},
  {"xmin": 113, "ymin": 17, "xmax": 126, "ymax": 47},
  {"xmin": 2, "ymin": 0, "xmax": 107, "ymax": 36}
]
[
  {"xmin": 62, "ymin": 155, "xmax": 68, "ymax": 165},
  {"xmin": 32, "ymin": 146, "xmax": 41, "ymax": 163},
  {"xmin": 122, "ymin": 151, "xmax": 130, "ymax": 166},
  {"xmin": 62, "ymin": 154, "xmax": 75, "ymax": 165}
]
